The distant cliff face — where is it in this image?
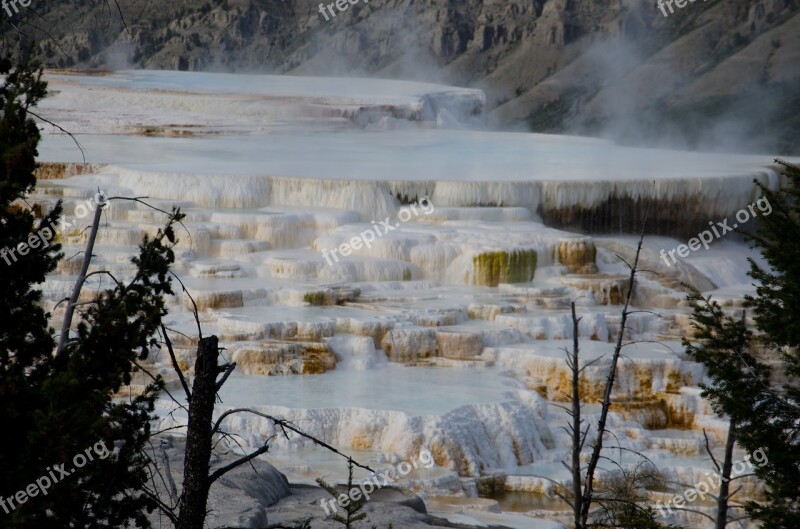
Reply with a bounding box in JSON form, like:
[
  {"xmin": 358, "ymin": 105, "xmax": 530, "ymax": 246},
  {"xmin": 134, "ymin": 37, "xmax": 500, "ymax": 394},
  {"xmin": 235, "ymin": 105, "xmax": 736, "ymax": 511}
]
[{"xmin": 5, "ymin": 0, "xmax": 800, "ymax": 152}]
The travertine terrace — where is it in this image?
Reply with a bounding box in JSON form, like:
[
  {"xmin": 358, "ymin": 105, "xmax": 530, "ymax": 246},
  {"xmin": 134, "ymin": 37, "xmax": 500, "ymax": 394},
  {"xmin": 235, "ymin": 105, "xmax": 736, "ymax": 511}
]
[{"xmin": 29, "ymin": 70, "xmax": 785, "ymax": 528}]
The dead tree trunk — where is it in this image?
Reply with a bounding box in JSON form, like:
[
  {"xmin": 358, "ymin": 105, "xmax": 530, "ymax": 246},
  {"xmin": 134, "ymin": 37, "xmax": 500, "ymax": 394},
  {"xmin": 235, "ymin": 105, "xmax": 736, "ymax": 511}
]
[
  {"xmin": 55, "ymin": 201, "xmax": 103, "ymax": 359},
  {"xmin": 569, "ymin": 302, "xmax": 584, "ymax": 529},
  {"xmin": 715, "ymin": 421, "xmax": 737, "ymax": 529},
  {"xmin": 153, "ymin": 324, "xmax": 370, "ymax": 528},
  {"xmin": 176, "ymin": 336, "xmax": 219, "ymax": 529},
  {"xmin": 578, "ymin": 232, "xmax": 645, "ymax": 529}
]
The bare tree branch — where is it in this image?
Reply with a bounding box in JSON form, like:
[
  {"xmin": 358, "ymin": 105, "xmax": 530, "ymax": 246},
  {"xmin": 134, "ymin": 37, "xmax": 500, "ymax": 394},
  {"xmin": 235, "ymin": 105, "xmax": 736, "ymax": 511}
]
[
  {"xmin": 669, "ymin": 506, "xmax": 717, "ymax": 522},
  {"xmin": 140, "ymin": 488, "xmax": 179, "ymax": 525},
  {"xmin": 55, "ymin": 200, "xmax": 102, "ymax": 358},
  {"xmin": 133, "ymin": 360, "xmax": 189, "ymax": 413},
  {"xmin": 216, "ymin": 362, "xmax": 237, "ymax": 391},
  {"xmin": 158, "ymin": 442, "xmax": 179, "ymax": 505},
  {"xmin": 703, "ymin": 428, "xmax": 722, "ymax": 473},
  {"xmin": 212, "ymin": 408, "xmax": 375, "ymax": 473},
  {"xmin": 208, "ymin": 442, "xmax": 271, "ymax": 485},
  {"xmin": 529, "ymin": 474, "xmax": 572, "ymax": 507},
  {"xmin": 568, "ymin": 300, "xmax": 583, "ymax": 528},
  {"xmin": 579, "ymin": 219, "xmax": 647, "ymax": 528},
  {"xmin": 28, "ymin": 108, "xmax": 86, "ymax": 163},
  {"xmin": 161, "ymin": 323, "xmax": 192, "ymax": 402},
  {"xmin": 169, "ymin": 271, "xmax": 203, "ymax": 340}
]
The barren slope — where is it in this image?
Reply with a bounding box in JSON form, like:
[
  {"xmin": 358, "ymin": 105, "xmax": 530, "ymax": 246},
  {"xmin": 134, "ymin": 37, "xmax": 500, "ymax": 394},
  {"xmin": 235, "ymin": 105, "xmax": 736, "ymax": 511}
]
[{"xmin": 2, "ymin": 0, "xmax": 798, "ymax": 151}]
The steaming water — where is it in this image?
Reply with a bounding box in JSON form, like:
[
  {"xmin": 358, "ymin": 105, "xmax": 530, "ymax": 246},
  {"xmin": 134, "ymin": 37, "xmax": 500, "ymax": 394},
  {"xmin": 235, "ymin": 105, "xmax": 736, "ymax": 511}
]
[
  {"xmin": 40, "ymin": 130, "xmax": 776, "ymax": 182},
  {"xmin": 34, "ymin": 70, "xmax": 777, "ymax": 528},
  {"xmin": 48, "ymin": 69, "xmax": 480, "ymax": 100},
  {"xmin": 218, "ymin": 366, "xmax": 517, "ymax": 413}
]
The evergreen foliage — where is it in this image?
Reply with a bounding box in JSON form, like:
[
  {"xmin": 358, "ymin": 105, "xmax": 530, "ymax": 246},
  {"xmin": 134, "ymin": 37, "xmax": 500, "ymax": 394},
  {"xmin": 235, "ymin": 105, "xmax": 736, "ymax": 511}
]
[
  {"xmin": 317, "ymin": 460, "xmax": 368, "ymax": 528},
  {"xmin": 0, "ymin": 52, "xmax": 181, "ymax": 528},
  {"xmin": 739, "ymin": 161, "xmax": 800, "ymax": 528},
  {"xmin": 683, "ymin": 161, "xmax": 800, "ymax": 529},
  {"xmin": 316, "ymin": 459, "xmax": 393, "ymax": 529}
]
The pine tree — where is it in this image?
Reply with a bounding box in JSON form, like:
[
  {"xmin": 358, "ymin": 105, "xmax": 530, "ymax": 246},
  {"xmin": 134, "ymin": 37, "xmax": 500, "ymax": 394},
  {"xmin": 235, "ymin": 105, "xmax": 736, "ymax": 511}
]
[
  {"xmin": 0, "ymin": 51, "xmax": 180, "ymax": 528},
  {"xmin": 683, "ymin": 161, "xmax": 800, "ymax": 529},
  {"xmin": 316, "ymin": 459, "xmax": 393, "ymax": 529},
  {"xmin": 738, "ymin": 161, "xmax": 800, "ymax": 528},
  {"xmin": 317, "ymin": 459, "xmax": 369, "ymax": 528},
  {"xmin": 746, "ymin": 162, "xmax": 800, "ymax": 351},
  {"xmin": 683, "ymin": 290, "xmax": 760, "ymax": 529}
]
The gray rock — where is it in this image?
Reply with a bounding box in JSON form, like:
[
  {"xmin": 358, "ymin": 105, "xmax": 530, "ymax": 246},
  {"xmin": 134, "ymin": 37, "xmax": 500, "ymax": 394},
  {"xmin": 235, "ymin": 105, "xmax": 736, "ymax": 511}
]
[
  {"xmin": 266, "ymin": 484, "xmax": 511, "ymax": 529},
  {"xmin": 147, "ymin": 436, "xmax": 290, "ymax": 528},
  {"xmin": 8, "ymin": 0, "xmax": 799, "ymax": 151}
]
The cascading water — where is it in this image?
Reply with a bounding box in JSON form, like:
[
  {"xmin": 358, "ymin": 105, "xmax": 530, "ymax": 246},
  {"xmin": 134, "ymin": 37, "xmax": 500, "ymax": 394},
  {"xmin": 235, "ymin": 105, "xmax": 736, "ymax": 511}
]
[{"xmin": 30, "ymin": 70, "xmax": 790, "ymax": 529}]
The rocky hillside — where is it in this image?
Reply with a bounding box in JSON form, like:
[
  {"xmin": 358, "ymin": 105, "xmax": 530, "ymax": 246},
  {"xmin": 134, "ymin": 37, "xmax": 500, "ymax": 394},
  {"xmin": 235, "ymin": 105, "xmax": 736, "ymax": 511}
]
[{"xmin": 3, "ymin": 0, "xmax": 799, "ymax": 152}]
